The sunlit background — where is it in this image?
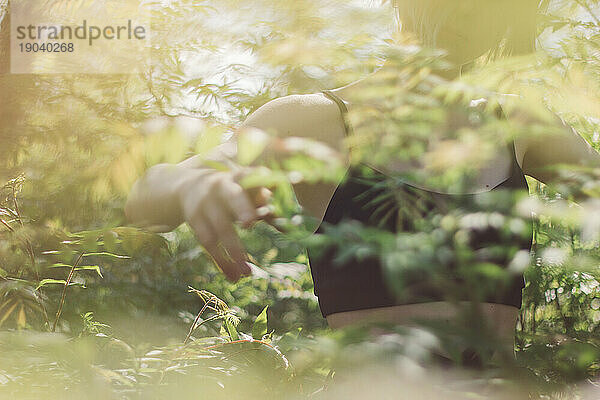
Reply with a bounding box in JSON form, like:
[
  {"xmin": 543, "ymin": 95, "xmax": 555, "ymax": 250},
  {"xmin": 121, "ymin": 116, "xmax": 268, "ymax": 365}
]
[{"xmin": 1, "ymin": 0, "xmax": 600, "ymax": 398}]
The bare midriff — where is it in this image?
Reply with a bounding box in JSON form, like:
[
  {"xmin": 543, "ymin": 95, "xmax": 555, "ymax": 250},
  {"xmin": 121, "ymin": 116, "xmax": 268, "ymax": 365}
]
[{"xmin": 326, "ymin": 302, "xmax": 519, "ymax": 343}]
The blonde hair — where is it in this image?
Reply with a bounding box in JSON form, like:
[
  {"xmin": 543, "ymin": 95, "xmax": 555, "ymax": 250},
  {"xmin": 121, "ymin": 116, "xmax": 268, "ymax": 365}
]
[{"xmin": 392, "ymin": 0, "xmax": 538, "ymax": 57}]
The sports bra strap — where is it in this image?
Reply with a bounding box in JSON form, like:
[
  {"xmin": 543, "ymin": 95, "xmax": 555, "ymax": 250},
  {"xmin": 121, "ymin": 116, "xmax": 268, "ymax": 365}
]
[
  {"xmin": 322, "ymin": 89, "xmax": 352, "ymax": 137},
  {"xmin": 322, "ymin": 88, "xmax": 524, "ymax": 188}
]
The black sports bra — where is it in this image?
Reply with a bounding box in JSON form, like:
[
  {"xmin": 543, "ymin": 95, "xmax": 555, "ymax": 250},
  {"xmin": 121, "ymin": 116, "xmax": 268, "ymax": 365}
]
[{"xmin": 307, "ymin": 90, "xmax": 532, "ymax": 317}]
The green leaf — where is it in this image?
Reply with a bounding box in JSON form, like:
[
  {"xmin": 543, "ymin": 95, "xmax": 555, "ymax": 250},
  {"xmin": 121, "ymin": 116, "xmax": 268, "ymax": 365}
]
[
  {"xmin": 82, "ymin": 252, "xmax": 130, "ymax": 259},
  {"xmin": 47, "ymin": 263, "xmax": 72, "ymax": 268},
  {"xmin": 237, "ymin": 127, "xmax": 270, "ymax": 166},
  {"xmin": 76, "ymin": 266, "xmax": 103, "ymax": 278},
  {"xmin": 103, "ymin": 231, "xmax": 118, "ymax": 253},
  {"xmin": 111, "ymin": 227, "xmax": 169, "ymax": 256},
  {"xmin": 224, "ymin": 318, "xmax": 239, "ymax": 341},
  {"xmin": 36, "ymin": 279, "xmax": 67, "ymax": 290},
  {"xmin": 36, "ymin": 279, "xmax": 84, "ymax": 290},
  {"xmin": 81, "ymin": 231, "xmax": 100, "ymax": 253},
  {"xmin": 194, "ymin": 125, "xmax": 225, "ymax": 158},
  {"xmin": 48, "ymin": 264, "xmax": 103, "ymax": 278},
  {"xmin": 252, "ymin": 306, "xmax": 268, "ymax": 340}
]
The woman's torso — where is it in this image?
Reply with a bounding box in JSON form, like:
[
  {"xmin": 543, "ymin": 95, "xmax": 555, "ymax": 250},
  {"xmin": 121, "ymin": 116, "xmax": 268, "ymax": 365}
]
[{"xmin": 307, "ymin": 87, "xmax": 532, "ymax": 333}]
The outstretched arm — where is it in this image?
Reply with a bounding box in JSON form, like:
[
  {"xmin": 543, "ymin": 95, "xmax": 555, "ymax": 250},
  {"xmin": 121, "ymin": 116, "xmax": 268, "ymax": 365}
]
[{"xmin": 125, "ymin": 93, "xmax": 347, "ymax": 281}]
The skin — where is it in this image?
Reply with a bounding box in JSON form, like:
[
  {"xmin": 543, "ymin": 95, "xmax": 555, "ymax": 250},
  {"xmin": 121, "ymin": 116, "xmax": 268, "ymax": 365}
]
[
  {"xmin": 126, "ymin": 4, "xmax": 600, "ymax": 345},
  {"xmin": 125, "ymin": 93, "xmax": 344, "ymax": 281}
]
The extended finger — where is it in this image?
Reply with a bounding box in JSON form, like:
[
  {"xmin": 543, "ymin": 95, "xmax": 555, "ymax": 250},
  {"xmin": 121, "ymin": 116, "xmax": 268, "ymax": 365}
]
[
  {"xmin": 218, "ymin": 180, "xmax": 258, "ymax": 228},
  {"xmin": 207, "ymin": 242, "xmax": 246, "ymax": 282},
  {"xmin": 204, "ymin": 204, "xmax": 251, "ymax": 278},
  {"xmin": 188, "ymin": 214, "xmax": 246, "ymax": 282}
]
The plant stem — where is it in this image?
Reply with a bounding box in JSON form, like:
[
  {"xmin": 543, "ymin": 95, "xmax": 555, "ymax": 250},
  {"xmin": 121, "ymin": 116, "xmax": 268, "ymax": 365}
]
[
  {"xmin": 184, "ymin": 301, "xmax": 213, "ymax": 345},
  {"xmin": 12, "ymin": 188, "xmax": 40, "ymax": 282},
  {"xmin": 52, "ymin": 252, "xmax": 83, "ymax": 332},
  {"xmin": 1, "ymin": 217, "xmax": 50, "ymax": 329},
  {"xmin": 10, "ymin": 190, "xmax": 50, "ymax": 328},
  {"xmin": 0, "ymin": 218, "xmax": 14, "ymax": 232}
]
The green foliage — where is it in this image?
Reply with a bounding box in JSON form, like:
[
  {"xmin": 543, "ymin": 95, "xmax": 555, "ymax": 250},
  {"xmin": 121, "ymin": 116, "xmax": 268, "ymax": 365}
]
[
  {"xmin": 2, "ymin": 0, "xmax": 600, "ymax": 398},
  {"xmin": 252, "ymin": 305, "xmax": 269, "ymax": 340}
]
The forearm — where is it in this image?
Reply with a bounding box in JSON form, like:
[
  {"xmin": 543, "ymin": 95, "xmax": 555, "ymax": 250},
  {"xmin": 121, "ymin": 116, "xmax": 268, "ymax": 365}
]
[
  {"xmin": 125, "ymin": 164, "xmax": 189, "ymax": 231},
  {"xmin": 125, "ymin": 141, "xmax": 239, "ymax": 232},
  {"xmin": 126, "ymin": 92, "xmax": 348, "ymax": 231}
]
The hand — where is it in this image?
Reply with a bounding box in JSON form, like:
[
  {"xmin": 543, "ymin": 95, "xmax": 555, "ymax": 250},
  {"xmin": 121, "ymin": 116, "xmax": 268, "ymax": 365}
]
[{"xmin": 178, "ymin": 168, "xmax": 271, "ymax": 282}]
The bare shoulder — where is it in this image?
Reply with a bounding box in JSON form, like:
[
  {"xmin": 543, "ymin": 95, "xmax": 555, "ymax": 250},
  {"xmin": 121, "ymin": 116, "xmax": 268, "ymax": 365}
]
[
  {"xmin": 509, "ymin": 104, "xmax": 600, "ymax": 183},
  {"xmin": 241, "ymin": 93, "xmax": 347, "ymax": 150}
]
